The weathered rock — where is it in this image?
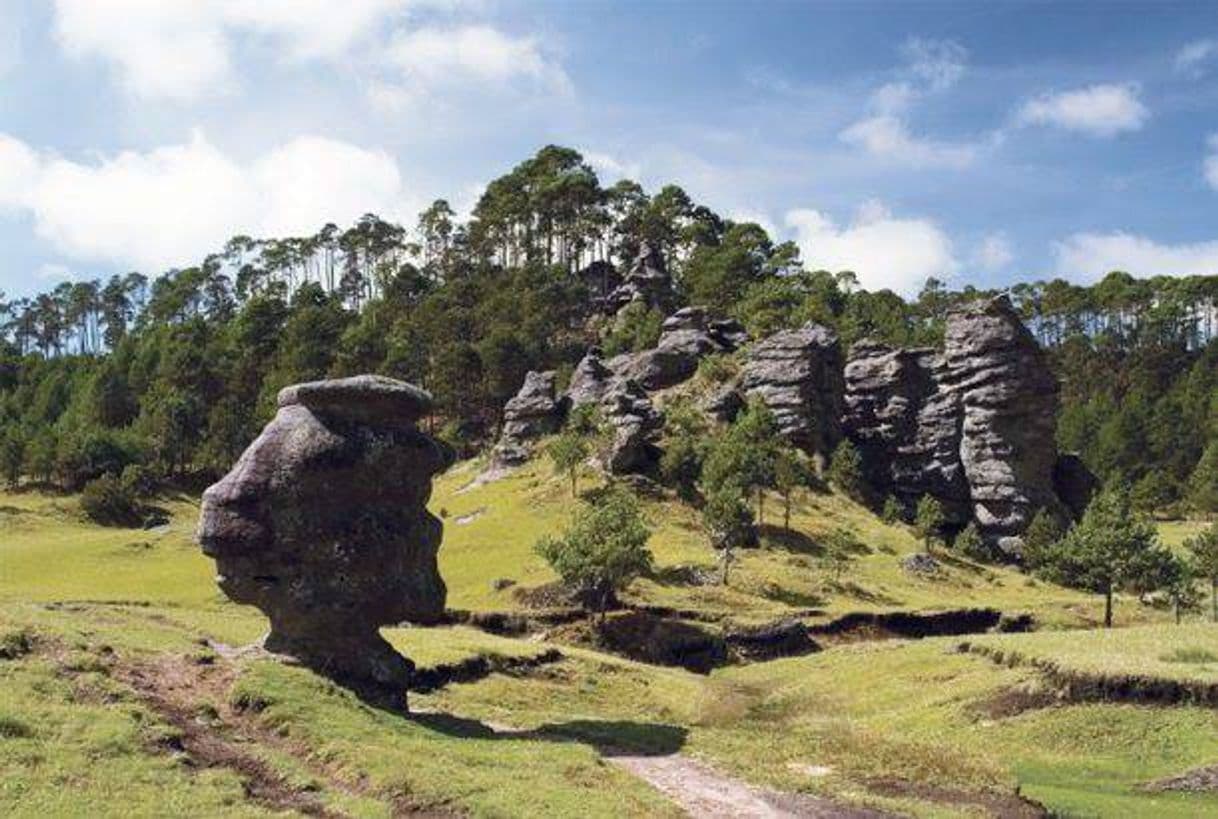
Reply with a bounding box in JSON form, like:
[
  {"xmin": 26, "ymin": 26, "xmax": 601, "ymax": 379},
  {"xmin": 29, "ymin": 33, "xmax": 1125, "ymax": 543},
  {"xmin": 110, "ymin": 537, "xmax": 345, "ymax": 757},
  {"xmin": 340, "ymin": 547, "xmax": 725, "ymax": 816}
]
[
  {"xmin": 605, "ymin": 241, "xmax": 676, "ymax": 315},
  {"xmin": 491, "ymin": 370, "xmax": 567, "ymax": 467},
  {"xmin": 606, "ymin": 307, "xmax": 744, "ymax": 392},
  {"xmin": 702, "ymin": 384, "xmax": 745, "ymax": 424},
  {"xmin": 196, "ymin": 375, "xmax": 452, "ymax": 693},
  {"xmin": 842, "ymin": 341, "xmax": 970, "ymax": 523},
  {"xmin": 942, "ymin": 296, "xmax": 1061, "ymax": 553},
  {"xmin": 566, "ymin": 348, "xmax": 614, "ymax": 409},
  {"xmin": 740, "ymin": 322, "xmax": 845, "ymax": 467},
  {"xmin": 599, "ymin": 379, "xmax": 663, "ymax": 474}
]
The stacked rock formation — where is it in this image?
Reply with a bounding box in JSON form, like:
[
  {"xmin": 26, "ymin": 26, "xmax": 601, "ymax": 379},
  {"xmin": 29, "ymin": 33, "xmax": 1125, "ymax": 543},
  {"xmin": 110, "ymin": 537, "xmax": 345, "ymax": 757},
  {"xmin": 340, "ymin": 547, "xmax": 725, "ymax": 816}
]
[
  {"xmin": 942, "ymin": 296, "xmax": 1062, "ymax": 552},
  {"xmin": 608, "ymin": 306, "xmax": 748, "ymax": 391},
  {"xmin": 843, "ymin": 295, "xmax": 1080, "ymax": 554},
  {"xmin": 739, "ymin": 322, "xmax": 846, "ymax": 470},
  {"xmin": 843, "ymin": 341, "xmax": 970, "ymax": 523},
  {"xmin": 605, "ymin": 241, "xmax": 677, "ymax": 315},
  {"xmin": 196, "ymin": 375, "xmax": 453, "ymax": 693},
  {"xmin": 598, "ymin": 379, "xmax": 665, "ymax": 474},
  {"xmin": 490, "ymin": 370, "xmax": 567, "ymax": 467}
]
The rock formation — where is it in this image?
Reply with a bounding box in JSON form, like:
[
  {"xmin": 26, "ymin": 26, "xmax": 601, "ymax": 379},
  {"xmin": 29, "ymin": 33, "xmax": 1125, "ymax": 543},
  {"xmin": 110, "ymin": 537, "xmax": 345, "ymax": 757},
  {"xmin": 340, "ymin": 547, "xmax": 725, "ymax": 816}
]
[
  {"xmin": 842, "ymin": 341, "xmax": 970, "ymax": 522},
  {"xmin": 605, "ymin": 241, "xmax": 676, "ymax": 315},
  {"xmin": 608, "ymin": 306, "xmax": 747, "ymax": 391},
  {"xmin": 740, "ymin": 322, "xmax": 846, "ymax": 469},
  {"xmin": 196, "ymin": 375, "xmax": 453, "ymax": 693},
  {"xmin": 491, "ymin": 370, "xmax": 567, "ymax": 467},
  {"xmin": 566, "ymin": 348, "xmax": 614, "ymax": 409},
  {"xmin": 599, "ymin": 379, "xmax": 664, "ymax": 474},
  {"xmin": 942, "ymin": 296, "xmax": 1061, "ymax": 553},
  {"xmin": 844, "ymin": 295, "xmax": 1081, "ymax": 554}
]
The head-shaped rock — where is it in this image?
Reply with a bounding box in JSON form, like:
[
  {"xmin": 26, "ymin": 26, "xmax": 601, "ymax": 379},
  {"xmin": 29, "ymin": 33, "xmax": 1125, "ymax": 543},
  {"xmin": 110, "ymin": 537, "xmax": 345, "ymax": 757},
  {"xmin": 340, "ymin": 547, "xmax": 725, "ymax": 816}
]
[{"xmin": 197, "ymin": 375, "xmax": 453, "ymax": 690}]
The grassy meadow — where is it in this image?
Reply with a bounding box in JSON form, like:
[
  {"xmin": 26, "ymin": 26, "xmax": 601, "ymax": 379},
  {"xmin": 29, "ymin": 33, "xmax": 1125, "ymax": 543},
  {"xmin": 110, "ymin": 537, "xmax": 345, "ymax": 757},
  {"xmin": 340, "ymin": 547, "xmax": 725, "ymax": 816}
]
[{"xmin": 3, "ymin": 464, "xmax": 1218, "ymax": 817}]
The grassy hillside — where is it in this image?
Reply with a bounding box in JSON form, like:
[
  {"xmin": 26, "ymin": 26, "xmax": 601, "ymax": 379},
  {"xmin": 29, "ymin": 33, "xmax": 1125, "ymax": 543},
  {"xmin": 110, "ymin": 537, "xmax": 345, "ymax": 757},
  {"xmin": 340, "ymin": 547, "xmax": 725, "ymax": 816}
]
[{"xmin": 3, "ymin": 470, "xmax": 1217, "ymax": 817}]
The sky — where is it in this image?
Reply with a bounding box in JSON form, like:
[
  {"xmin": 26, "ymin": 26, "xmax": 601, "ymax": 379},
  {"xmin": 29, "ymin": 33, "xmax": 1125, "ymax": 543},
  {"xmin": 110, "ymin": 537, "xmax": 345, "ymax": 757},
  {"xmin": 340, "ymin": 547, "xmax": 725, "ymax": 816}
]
[{"xmin": 2, "ymin": 0, "xmax": 1218, "ymax": 298}]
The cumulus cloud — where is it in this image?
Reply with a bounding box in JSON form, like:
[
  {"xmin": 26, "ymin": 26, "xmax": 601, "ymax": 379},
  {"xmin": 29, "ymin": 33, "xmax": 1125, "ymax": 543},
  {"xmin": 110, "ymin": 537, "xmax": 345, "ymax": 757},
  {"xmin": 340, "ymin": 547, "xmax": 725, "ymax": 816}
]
[
  {"xmin": 51, "ymin": 0, "xmax": 411, "ymax": 100},
  {"xmin": 582, "ymin": 150, "xmax": 641, "ymax": 182},
  {"xmin": 972, "ymin": 232, "xmax": 1013, "ymax": 272},
  {"xmin": 840, "ymin": 37, "xmax": 979, "ymax": 169},
  {"xmin": 0, "ymin": 131, "xmax": 416, "ymax": 271},
  {"xmin": 371, "ymin": 24, "xmax": 570, "ymax": 111},
  {"xmin": 785, "ymin": 200, "xmax": 956, "ymax": 295},
  {"xmin": 1016, "ymin": 83, "xmax": 1148, "ymax": 137},
  {"xmin": 1176, "ymin": 39, "xmax": 1217, "ymax": 77},
  {"xmin": 1054, "ymin": 231, "xmax": 1218, "ymax": 282}
]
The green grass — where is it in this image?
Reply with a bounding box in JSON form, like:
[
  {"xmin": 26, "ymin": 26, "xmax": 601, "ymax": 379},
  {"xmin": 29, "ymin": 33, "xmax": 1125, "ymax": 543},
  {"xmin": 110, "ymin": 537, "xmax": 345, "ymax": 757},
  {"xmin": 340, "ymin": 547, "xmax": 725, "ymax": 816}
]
[
  {"xmin": 1159, "ymin": 519, "xmax": 1215, "ymax": 551},
  {"xmin": 970, "ymin": 624, "xmax": 1218, "ymax": 685},
  {"xmin": 2, "ymin": 477, "xmax": 1216, "ymax": 817}
]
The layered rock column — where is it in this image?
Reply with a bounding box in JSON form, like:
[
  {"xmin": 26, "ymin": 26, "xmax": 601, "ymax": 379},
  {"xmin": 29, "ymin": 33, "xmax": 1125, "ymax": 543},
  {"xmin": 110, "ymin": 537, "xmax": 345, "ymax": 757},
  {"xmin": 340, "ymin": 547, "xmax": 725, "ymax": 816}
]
[
  {"xmin": 196, "ymin": 375, "xmax": 453, "ymax": 692},
  {"xmin": 490, "ymin": 370, "xmax": 567, "ymax": 467}
]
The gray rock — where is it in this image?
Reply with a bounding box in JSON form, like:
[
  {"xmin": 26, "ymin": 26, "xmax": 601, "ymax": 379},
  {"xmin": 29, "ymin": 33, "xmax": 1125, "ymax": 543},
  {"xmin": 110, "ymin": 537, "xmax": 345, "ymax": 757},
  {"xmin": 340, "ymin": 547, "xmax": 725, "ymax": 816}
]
[
  {"xmin": 605, "ymin": 241, "xmax": 676, "ymax": 315},
  {"xmin": 196, "ymin": 375, "xmax": 453, "ymax": 694},
  {"xmin": 702, "ymin": 384, "xmax": 745, "ymax": 424},
  {"xmin": 599, "ymin": 379, "xmax": 663, "ymax": 474},
  {"xmin": 606, "ymin": 307, "xmax": 744, "ymax": 392},
  {"xmin": 566, "ymin": 348, "xmax": 614, "ymax": 409},
  {"xmin": 740, "ymin": 322, "xmax": 845, "ymax": 467},
  {"xmin": 491, "ymin": 370, "xmax": 567, "ymax": 467}
]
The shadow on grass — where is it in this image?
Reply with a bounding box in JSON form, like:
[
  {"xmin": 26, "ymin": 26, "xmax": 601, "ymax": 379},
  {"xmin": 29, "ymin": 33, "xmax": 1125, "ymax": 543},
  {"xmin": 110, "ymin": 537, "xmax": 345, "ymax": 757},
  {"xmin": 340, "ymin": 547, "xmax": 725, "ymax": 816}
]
[
  {"xmin": 409, "ymin": 711, "xmax": 688, "ymax": 756},
  {"xmin": 758, "ymin": 524, "xmax": 825, "ymax": 556}
]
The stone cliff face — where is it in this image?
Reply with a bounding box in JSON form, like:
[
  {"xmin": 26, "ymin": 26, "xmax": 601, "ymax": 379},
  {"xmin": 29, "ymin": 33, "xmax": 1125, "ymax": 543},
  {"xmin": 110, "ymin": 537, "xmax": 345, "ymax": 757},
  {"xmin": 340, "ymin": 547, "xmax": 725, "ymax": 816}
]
[
  {"xmin": 843, "ymin": 295, "xmax": 1081, "ymax": 554},
  {"xmin": 491, "ymin": 370, "xmax": 567, "ymax": 467}
]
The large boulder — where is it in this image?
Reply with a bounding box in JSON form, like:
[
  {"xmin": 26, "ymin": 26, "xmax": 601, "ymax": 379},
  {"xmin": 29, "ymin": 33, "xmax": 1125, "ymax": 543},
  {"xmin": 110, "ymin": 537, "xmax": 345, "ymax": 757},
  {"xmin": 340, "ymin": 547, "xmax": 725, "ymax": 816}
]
[
  {"xmin": 942, "ymin": 296, "xmax": 1061, "ymax": 553},
  {"xmin": 566, "ymin": 348, "xmax": 614, "ymax": 409},
  {"xmin": 491, "ymin": 370, "xmax": 567, "ymax": 467},
  {"xmin": 740, "ymin": 322, "xmax": 845, "ymax": 468},
  {"xmin": 843, "ymin": 341, "xmax": 970, "ymax": 522},
  {"xmin": 196, "ymin": 375, "xmax": 452, "ymax": 694},
  {"xmin": 605, "ymin": 241, "xmax": 676, "ymax": 315}
]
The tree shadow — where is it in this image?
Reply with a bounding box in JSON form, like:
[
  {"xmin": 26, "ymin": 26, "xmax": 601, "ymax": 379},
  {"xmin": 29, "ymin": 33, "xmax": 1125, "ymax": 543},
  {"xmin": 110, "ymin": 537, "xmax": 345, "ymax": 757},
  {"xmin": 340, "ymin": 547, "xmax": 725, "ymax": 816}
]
[
  {"xmin": 408, "ymin": 711, "xmax": 688, "ymax": 756},
  {"xmin": 758, "ymin": 524, "xmax": 824, "ymax": 556}
]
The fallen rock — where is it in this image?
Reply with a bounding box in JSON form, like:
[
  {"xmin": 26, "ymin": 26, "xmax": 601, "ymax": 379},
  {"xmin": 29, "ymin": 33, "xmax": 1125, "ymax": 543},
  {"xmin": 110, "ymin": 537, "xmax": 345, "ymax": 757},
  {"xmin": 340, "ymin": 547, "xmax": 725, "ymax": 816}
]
[
  {"xmin": 196, "ymin": 375, "xmax": 453, "ymax": 694},
  {"xmin": 491, "ymin": 370, "xmax": 567, "ymax": 467},
  {"xmin": 901, "ymin": 553, "xmax": 942, "ymax": 575},
  {"xmin": 740, "ymin": 322, "xmax": 845, "ymax": 468}
]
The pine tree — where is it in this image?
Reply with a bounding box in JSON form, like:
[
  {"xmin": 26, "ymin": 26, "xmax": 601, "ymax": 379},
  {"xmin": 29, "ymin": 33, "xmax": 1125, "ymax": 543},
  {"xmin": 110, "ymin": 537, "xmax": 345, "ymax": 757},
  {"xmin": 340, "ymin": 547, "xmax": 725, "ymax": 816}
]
[
  {"xmin": 1185, "ymin": 524, "xmax": 1218, "ymax": 622},
  {"xmin": 915, "ymin": 496, "xmax": 945, "ymax": 555}
]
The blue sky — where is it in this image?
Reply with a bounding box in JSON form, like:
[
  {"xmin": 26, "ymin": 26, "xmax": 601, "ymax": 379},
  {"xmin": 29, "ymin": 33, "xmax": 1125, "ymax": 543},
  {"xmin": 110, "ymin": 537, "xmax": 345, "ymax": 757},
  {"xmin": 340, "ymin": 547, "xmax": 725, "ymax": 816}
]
[{"xmin": 2, "ymin": 0, "xmax": 1218, "ymax": 298}]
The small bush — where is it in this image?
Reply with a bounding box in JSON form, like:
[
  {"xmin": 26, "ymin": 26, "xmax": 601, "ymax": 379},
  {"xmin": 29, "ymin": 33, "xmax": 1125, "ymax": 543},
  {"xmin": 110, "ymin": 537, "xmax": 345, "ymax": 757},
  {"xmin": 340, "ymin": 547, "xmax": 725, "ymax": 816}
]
[
  {"xmin": 0, "ymin": 714, "xmax": 33, "ymax": 738},
  {"xmin": 80, "ymin": 475, "xmax": 142, "ymax": 527},
  {"xmin": 881, "ymin": 495, "xmax": 906, "ymax": 524},
  {"xmin": 953, "ymin": 523, "xmax": 995, "ymax": 562},
  {"xmin": 0, "ymin": 629, "xmax": 34, "ymax": 660}
]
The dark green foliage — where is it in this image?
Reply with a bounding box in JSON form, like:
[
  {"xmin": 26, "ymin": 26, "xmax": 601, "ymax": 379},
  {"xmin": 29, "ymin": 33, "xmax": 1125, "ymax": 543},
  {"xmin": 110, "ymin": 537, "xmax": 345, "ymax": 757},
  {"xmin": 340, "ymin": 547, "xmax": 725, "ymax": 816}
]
[
  {"xmin": 1022, "ymin": 507, "xmax": 1066, "ymax": 566},
  {"xmin": 1028, "ymin": 486, "xmax": 1170, "ymax": 627},
  {"xmin": 914, "ymin": 496, "xmax": 945, "ymax": 555},
  {"xmin": 820, "ymin": 527, "xmax": 861, "ymax": 580},
  {"xmin": 881, "ymin": 496, "xmax": 905, "ymax": 525},
  {"xmin": 1185, "ymin": 524, "xmax": 1218, "ymax": 622},
  {"xmin": 952, "ymin": 523, "xmax": 992, "ymax": 562},
  {"xmin": 535, "ymin": 485, "xmax": 652, "ymax": 614},
  {"xmin": 701, "ymin": 486, "xmax": 755, "ymax": 585},
  {"xmin": 546, "ymin": 431, "xmax": 589, "ymax": 497},
  {"xmin": 773, "ymin": 447, "xmax": 811, "ymax": 530},
  {"xmin": 1189, "ymin": 442, "xmax": 1218, "ymax": 515},
  {"xmin": 602, "ymin": 302, "xmax": 664, "ymax": 356},
  {"xmin": 80, "ymin": 475, "xmax": 142, "ymax": 527},
  {"xmin": 827, "ymin": 439, "xmax": 866, "ymax": 501}
]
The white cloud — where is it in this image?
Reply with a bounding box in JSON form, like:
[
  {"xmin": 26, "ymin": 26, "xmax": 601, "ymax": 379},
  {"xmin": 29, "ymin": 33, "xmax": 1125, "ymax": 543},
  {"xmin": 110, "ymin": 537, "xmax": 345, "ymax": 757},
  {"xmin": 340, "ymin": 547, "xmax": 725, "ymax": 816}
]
[
  {"xmin": 785, "ymin": 200, "xmax": 956, "ymax": 295},
  {"xmin": 841, "ymin": 37, "xmax": 978, "ymax": 169},
  {"xmin": 1016, "ymin": 83, "xmax": 1148, "ymax": 137},
  {"xmin": 901, "ymin": 37, "xmax": 967, "ymax": 93},
  {"xmin": 1054, "ymin": 231, "xmax": 1218, "ymax": 282},
  {"xmin": 51, "ymin": 0, "xmax": 411, "ymax": 100},
  {"xmin": 840, "ymin": 115, "xmax": 977, "ymax": 169},
  {"xmin": 1176, "ymin": 39, "xmax": 1217, "ymax": 77},
  {"xmin": 0, "ymin": 131, "xmax": 417, "ymax": 271},
  {"xmin": 973, "ymin": 232, "xmax": 1013, "ymax": 272},
  {"xmin": 1204, "ymin": 134, "xmax": 1218, "ymax": 190},
  {"xmin": 582, "ymin": 151, "xmax": 641, "ymax": 182}
]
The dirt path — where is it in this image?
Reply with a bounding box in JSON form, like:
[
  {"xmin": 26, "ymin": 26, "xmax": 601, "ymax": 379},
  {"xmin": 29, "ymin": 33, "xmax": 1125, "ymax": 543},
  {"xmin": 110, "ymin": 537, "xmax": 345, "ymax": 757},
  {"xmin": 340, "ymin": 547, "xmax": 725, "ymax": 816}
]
[{"xmin": 606, "ymin": 754, "xmax": 889, "ymax": 818}]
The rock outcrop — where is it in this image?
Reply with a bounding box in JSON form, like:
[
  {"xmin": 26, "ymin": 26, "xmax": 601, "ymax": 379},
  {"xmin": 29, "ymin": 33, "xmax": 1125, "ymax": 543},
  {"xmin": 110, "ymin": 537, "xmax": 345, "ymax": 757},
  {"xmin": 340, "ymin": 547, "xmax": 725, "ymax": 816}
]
[
  {"xmin": 599, "ymin": 379, "xmax": 664, "ymax": 474},
  {"xmin": 844, "ymin": 295, "xmax": 1075, "ymax": 554},
  {"xmin": 566, "ymin": 348, "xmax": 614, "ymax": 409},
  {"xmin": 605, "ymin": 241, "xmax": 676, "ymax": 315},
  {"xmin": 196, "ymin": 375, "xmax": 452, "ymax": 693},
  {"xmin": 608, "ymin": 306, "xmax": 748, "ymax": 392},
  {"xmin": 491, "ymin": 370, "xmax": 567, "ymax": 467},
  {"xmin": 740, "ymin": 322, "xmax": 845, "ymax": 468},
  {"xmin": 843, "ymin": 341, "xmax": 970, "ymax": 522},
  {"xmin": 942, "ymin": 296, "xmax": 1061, "ymax": 553}
]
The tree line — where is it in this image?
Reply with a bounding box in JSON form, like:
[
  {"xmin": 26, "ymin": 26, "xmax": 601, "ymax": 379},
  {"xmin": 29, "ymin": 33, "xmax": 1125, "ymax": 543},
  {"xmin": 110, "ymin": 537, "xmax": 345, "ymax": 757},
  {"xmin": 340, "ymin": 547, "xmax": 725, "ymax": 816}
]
[{"xmin": 0, "ymin": 145, "xmax": 1215, "ymax": 518}]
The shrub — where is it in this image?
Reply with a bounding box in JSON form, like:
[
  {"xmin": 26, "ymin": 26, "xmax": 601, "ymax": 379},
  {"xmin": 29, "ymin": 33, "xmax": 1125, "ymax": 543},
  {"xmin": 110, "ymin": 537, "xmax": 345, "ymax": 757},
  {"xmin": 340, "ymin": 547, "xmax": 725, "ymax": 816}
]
[
  {"xmin": 702, "ymin": 485, "xmax": 756, "ymax": 584},
  {"xmin": 881, "ymin": 495, "xmax": 906, "ymax": 524},
  {"xmin": 535, "ymin": 485, "xmax": 653, "ymax": 616},
  {"xmin": 828, "ymin": 439, "xmax": 866, "ymax": 501},
  {"xmin": 914, "ymin": 495, "xmax": 945, "ymax": 554},
  {"xmin": 80, "ymin": 475, "xmax": 142, "ymax": 527},
  {"xmin": 953, "ymin": 522, "xmax": 993, "ymax": 562}
]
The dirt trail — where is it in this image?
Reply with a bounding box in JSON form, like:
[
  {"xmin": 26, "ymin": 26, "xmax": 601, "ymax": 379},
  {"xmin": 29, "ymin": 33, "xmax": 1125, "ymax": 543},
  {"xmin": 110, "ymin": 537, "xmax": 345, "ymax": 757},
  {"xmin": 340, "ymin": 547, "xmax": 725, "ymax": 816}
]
[{"xmin": 606, "ymin": 754, "xmax": 887, "ymax": 818}]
